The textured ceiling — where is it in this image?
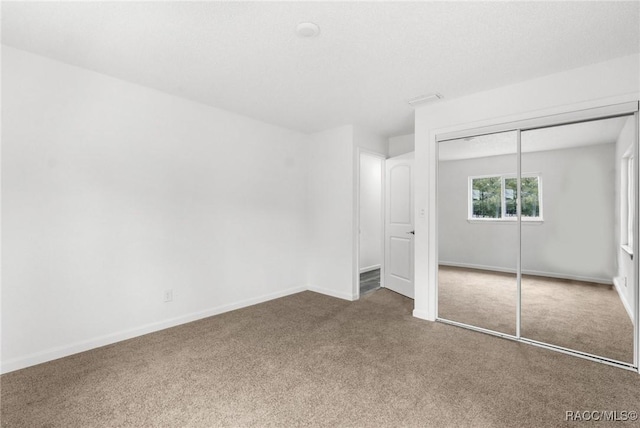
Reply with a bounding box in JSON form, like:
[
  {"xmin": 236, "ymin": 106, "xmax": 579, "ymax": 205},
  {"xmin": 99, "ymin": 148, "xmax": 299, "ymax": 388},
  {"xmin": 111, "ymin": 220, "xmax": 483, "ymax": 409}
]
[{"xmin": 2, "ymin": 1, "xmax": 639, "ymax": 137}]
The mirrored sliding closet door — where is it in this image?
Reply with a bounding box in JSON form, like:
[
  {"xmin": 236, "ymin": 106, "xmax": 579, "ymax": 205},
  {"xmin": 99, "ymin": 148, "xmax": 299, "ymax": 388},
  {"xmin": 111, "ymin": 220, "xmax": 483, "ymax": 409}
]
[
  {"xmin": 437, "ymin": 105, "xmax": 639, "ymax": 370},
  {"xmin": 437, "ymin": 131, "xmax": 518, "ymax": 336},
  {"xmin": 520, "ymin": 116, "xmax": 636, "ymax": 364}
]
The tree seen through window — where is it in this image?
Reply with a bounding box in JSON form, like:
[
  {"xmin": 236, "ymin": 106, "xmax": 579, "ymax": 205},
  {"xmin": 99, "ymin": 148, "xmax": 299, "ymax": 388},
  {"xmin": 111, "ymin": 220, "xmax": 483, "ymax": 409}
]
[
  {"xmin": 471, "ymin": 177, "xmax": 501, "ymax": 218},
  {"xmin": 470, "ymin": 175, "xmax": 541, "ymax": 220}
]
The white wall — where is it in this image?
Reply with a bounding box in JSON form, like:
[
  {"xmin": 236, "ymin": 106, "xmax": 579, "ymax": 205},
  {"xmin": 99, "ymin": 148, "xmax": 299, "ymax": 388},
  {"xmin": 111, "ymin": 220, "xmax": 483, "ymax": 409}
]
[
  {"xmin": 359, "ymin": 154, "xmax": 383, "ymax": 272},
  {"xmin": 1, "ymin": 47, "xmax": 390, "ymax": 372},
  {"xmin": 414, "ymin": 53, "xmax": 640, "ymax": 322},
  {"xmin": 388, "ymin": 134, "xmax": 415, "ymax": 157},
  {"xmin": 306, "ymin": 125, "xmax": 387, "ymax": 300},
  {"xmin": 1, "ymin": 47, "xmax": 311, "ymax": 372},
  {"xmin": 439, "ymin": 144, "xmax": 616, "ymax": 283},
  {"xmin": 615, "ymin": 116, "xmax": 637, "ymax": 320},
  {"xmin": 354, "ymin": 126, "xmax": 388, "ymax": 157},
  {"xmin": 306, "ymin": 126, "xmax": 355, "ymax": 300}
]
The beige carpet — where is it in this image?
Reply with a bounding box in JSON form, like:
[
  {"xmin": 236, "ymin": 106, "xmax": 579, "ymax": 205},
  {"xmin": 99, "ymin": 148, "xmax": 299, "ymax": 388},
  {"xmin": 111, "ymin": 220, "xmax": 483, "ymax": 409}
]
[
  {"xmin": 438, "ymin": 266, "xmax": 518, "ymax": 336},
  {"xmin": 438, "ymin": 266, "xmax": 634, "ymax": 363},
  {"xmin": 2, "ymin": 289, "xmax": 640, "ymax": 427}
]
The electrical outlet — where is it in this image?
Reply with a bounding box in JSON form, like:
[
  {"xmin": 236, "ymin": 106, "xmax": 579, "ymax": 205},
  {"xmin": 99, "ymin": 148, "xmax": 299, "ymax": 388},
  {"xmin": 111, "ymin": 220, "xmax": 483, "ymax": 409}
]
[{"xmin": 164, "ymin": 289, "xmax": 173, "ymax": 302}]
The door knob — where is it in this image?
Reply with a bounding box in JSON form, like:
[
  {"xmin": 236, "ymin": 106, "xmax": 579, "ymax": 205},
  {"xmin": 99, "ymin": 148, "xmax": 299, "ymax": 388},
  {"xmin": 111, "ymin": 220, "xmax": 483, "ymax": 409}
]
[{"xmin": 407, "ymin": 230, "xmax": 415, "ymax": 235}]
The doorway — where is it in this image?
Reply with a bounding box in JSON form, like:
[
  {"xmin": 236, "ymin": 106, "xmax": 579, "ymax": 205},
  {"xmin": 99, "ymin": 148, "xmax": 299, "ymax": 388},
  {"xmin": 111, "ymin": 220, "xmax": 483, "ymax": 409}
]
[{"xmin": 358, "ymin": 151, "xmax": 385, "ymax": 296}]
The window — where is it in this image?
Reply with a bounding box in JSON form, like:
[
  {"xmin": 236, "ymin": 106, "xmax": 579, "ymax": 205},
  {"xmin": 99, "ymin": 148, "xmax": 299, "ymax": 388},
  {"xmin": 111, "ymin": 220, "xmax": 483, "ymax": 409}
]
[
  {"xmin": 622, "ymin": 155, "xmax": 634, "ymax": 255},
  {"xmin": 469, "ymin": 174, "xmax": 542, "ymax": 221}
]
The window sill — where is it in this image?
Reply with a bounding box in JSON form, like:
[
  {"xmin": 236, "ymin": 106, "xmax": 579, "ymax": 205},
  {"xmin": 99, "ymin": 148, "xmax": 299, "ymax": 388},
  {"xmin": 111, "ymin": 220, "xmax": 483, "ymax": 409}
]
[
  {"xmin": 621, "ymin": 245, "xmax": 634, "ymax": 259},
  {"xmin": 467, "ymin": 218, "xmax": 544, "ymax": 225}
]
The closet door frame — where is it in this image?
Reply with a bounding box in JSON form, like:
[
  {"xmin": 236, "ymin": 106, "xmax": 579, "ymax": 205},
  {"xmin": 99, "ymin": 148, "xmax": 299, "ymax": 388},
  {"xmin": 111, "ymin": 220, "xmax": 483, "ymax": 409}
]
[{"xmin": 435, "ymin": 101, "xmax": 640, "ymax": 372}]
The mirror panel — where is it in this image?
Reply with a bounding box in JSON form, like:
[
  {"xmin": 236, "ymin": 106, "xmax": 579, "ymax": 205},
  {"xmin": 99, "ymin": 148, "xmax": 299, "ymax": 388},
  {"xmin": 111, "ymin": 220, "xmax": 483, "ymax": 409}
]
[
  {"xmin": 520, "ymin": 116, "xmax": 635, "ymax": 363},
  {"xmin": 438, "ymin": 131, "xmax": 518, "ymax": 335}
]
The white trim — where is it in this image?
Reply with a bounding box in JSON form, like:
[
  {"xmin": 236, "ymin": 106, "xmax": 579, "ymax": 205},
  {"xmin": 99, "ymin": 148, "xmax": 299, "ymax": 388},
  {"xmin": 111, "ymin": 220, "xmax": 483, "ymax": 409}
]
[
  {"xmin": 439, "ymin": 261, "xmax": 612, "ymax": 285},
  {"xmin": 308, "ymin": 285, "xmax": 356, "ymax": 302},
  {"xmin": 614, "ymin": 277, "xmax": 634, "ymax": 322},
  {"xmin": 427, "ymin": 129, "xmax": 438, "ymax": 321},
  {"xmin": 437, "ymin": 101, "xmax": 640, "ymax": 142},
  {"xmin": 437, "ymin": 317, "xmax": 636, "ymax": 371},
  {"xmin": 412, "ymin": 309, "xmax": 431, "ymax": 321},
  {"xmin": 467, "ymin": 219, "xmax": 543, "ymax": 225},
  {"xmin": 0, "ymin": 285, "xmax": 307, "ymax": 374},
  {"xmin": 622, "ymin": 245, "xmax": 634, "ymax": 257},
  {"xmin": 633, "ymin": 111, "xmax": 639, "ymax": 373},
  {"xmin": 359, "ymin": 264, "xmax": 381, "ymax": 274},
  {"xmin": 516, "ymin": 130, "xmax": 522, "ymax": 339},
  {"xmin": 622, "ymin": 153, "xmax": 635, "ymax": 251},
  {"xmin": 519, "ymin": 337, "xmax": 637, "ymax": 371}
]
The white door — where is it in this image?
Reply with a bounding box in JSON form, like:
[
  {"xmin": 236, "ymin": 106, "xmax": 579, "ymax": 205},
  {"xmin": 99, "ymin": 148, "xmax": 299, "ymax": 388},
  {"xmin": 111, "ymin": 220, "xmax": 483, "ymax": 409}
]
[{"xmin": 384, "ymin": 154, "xmax": 414, "ymax": 298}]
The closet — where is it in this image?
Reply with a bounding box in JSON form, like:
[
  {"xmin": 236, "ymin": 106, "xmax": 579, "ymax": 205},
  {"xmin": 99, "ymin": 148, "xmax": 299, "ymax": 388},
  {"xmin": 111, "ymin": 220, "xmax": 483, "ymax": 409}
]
[{"xmin": 436, "ymin": 103, "xmax": 639, "ymax": 370}]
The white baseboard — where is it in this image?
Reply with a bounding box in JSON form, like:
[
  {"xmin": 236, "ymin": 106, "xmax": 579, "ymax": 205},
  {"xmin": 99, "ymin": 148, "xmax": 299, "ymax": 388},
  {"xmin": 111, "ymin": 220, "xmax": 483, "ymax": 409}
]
[
  {"xmin": 0, "ymin": 285, "xmax": 306, "ymax": 374},
  {"xmin": 439, "ymin": 261, "xmax": 612, "ymax": 285},
  {"xmin": 359, "ymin": 264, "xmax": 381, "ymax": 274},
  {"xmin": 412, "ymin": 309, "xmax": 433, "ymax": 321},
  {"xmin": 613, "ymin": 277, "xmax": 634, "ymax": 322},
  {"xmin": 307, "ymin": 285, "xmax": 356, "ymax": 301}
]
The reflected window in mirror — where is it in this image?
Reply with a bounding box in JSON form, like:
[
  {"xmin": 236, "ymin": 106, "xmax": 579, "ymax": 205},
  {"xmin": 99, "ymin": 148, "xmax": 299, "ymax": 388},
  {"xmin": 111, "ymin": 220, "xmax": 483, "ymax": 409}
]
[{"xmin": 468, "ymin": 174, "xmax": 543, "ymax": 221}]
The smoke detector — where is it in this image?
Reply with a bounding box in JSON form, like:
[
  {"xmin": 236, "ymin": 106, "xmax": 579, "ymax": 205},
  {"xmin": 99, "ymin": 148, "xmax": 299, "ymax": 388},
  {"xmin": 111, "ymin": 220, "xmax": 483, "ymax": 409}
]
[{"xmin": 296, "ymin": 22, "xmax": 320, "ymax": 38}]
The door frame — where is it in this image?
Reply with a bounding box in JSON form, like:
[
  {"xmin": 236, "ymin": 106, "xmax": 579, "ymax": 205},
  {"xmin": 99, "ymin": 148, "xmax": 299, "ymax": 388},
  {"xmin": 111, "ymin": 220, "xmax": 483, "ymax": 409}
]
[
  {"xmin": 354, "ymin": 148, "xmax": 387, "ymax": 300},
  {"xmin": 432, "ymin": 101, "xmax": 640, "ymax": 372}
]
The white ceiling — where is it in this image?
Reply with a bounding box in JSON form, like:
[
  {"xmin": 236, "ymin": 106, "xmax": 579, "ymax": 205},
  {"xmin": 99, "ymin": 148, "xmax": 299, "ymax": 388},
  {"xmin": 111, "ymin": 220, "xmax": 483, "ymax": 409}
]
[
  {"xmin": 439, "ymin": 116, "xmax": 631, "ymax": 161},
  {"xmin": 2, "ymin": 1, "xmax": 639, "ymax": 137}
]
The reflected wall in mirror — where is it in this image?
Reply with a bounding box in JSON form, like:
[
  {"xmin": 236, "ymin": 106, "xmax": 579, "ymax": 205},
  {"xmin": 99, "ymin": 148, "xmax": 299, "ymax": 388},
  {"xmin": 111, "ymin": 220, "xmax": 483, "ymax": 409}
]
[
  {"xmin": 520, "ymin": 116, "xmax": 636, "ymax": 363},
  {"xmin": 438, "ymin": 131, "xmax": 518, "ymax": 335}
]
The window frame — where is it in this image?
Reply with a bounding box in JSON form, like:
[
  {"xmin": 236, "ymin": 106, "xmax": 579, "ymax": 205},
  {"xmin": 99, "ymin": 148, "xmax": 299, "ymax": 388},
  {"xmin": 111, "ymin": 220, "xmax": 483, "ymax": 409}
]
[{"xmin": 467, "ymin": 173, "xmax": 543, "ymax": 222}]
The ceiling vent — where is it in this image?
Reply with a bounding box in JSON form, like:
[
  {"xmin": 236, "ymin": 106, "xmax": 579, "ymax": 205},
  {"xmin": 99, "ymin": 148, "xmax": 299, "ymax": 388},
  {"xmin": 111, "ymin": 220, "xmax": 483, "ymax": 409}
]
[{"xmin": 407, "ymin": 93, "xmax": 444, "ymax": 107}]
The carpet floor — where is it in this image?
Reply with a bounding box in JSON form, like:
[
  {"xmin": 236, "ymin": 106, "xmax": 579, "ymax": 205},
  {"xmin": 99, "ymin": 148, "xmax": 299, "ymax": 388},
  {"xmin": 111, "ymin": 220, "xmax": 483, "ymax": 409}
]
[
  {"xmin": 2, "ymin": 289, "xmax": 640, "ymax": 427},
  {"xmin": 438, "ymin": 266, "xmax": 634, "ymax": 363}
]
